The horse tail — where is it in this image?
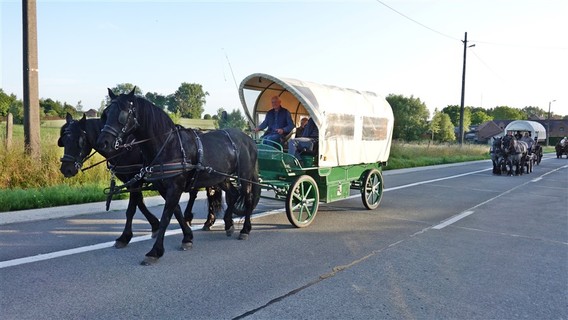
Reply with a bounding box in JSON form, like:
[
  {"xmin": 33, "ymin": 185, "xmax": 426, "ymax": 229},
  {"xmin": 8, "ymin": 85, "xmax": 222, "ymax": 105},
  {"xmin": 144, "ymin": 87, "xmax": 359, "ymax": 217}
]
[{"xmin": 208, "ymin": 186, "xmax": 223, "ymax": 214}]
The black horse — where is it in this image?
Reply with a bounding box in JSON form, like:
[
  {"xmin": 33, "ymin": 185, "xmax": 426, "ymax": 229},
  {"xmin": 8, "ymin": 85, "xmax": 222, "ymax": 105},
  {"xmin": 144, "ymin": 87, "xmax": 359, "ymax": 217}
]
[
  {"xmin": 96, "ymin": 88, "xmax": 260, "ymax": 265},
  {"xmin": 58, "ymin": 113, "xmax": 223, "ymax": 249},
  {"xmin": 490, "ymin": 137, "xmax": 507, "ymax": 175},
  {"xmin": 532, "ymin": 140, "xmax": 543, "ymax": 165},
  {"xmin": 502, "ymin": 135, "xmax": 528, "ymax": 176}
]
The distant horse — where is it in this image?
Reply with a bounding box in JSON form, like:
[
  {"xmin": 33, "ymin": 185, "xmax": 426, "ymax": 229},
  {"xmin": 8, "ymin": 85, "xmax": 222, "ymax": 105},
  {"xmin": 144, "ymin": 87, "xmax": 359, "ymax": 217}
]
[
  {"xmin": 58, "ymin": 113, "xmax": 222, "ymax": 249},
  {"xmin": 555, "ymin": 140, "xmax": 568, "ymax": 159},
  {"xmin": 490, "ymin": 137, "xmax": 506, "ymax": 175},
  {"xmin": 502, "ymin": 135, "xmax": 528, "ymax": 175},
  {"xmin": 96, "ymin": 88, "xmax": 260, "ymax": 265}
]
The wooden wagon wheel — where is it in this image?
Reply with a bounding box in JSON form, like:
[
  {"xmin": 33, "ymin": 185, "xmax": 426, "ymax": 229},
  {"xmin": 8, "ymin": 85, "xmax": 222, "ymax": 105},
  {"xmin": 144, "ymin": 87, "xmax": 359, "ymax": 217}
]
[
  {"xmin": 361, "ymin": 168, "xmax": 384, "ymax": 210},
  {"xmin": 285, "ymin": 175, "xmax": 319, "ymax": 228}
]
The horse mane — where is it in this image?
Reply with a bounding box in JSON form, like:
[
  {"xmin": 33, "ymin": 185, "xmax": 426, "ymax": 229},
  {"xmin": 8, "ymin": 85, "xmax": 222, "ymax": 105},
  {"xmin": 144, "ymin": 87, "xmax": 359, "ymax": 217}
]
[
  {"xmin": 82, "ymin": 117, "xmax": 103, "ymax": 148},
  {"xmin": 133, "ymin": 96, "xmax": 175, "ymax": 136}
]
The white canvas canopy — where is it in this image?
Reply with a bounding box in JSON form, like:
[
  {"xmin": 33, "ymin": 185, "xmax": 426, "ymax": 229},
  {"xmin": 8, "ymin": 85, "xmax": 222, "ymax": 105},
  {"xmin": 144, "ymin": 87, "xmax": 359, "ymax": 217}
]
[
  {"xmin": 238, "ymin": 73, "xmax": 394, "ymax": 167},
  {"xmin": 504, "ymin": 120, "xmax": 547, "ymax": 141}
]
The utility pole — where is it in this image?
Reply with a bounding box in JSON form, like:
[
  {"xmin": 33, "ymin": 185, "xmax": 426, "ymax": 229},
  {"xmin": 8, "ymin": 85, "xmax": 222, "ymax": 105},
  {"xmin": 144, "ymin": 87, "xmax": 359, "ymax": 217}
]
[
  {"xmin": 546, "ymin": 100, "xmax": 555, "ymax": 146},
  {"xmin": 23, "ymin": 0, "xmax": 41, "ymax": 158},
  {"xmin": 459, "ymin": 32, "xmax": 475, "ymax": 145}
]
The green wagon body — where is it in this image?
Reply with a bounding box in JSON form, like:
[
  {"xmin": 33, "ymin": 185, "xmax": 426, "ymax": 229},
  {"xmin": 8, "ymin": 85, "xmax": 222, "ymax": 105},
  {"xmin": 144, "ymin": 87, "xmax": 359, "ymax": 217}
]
[{"xmin": 257, "ymin": 143, "xmax": 383, "ymax": 203}]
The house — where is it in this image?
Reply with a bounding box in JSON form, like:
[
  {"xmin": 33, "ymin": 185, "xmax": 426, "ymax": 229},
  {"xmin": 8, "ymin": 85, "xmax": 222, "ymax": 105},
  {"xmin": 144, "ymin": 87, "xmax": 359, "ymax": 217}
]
[{"xmin": 84, "ymin": 109, "xmax": 98, "ymax": 118}]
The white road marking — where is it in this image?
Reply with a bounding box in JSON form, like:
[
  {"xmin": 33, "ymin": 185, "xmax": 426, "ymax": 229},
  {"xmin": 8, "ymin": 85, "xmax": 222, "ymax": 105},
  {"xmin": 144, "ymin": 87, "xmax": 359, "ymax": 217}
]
[
  {"xmin": 432, "ymin": 211, "xmax": 475, "ymax": 229},
  {"xmin": 0, "ymin": 211, "xmax": 285, "ymax": 269}
]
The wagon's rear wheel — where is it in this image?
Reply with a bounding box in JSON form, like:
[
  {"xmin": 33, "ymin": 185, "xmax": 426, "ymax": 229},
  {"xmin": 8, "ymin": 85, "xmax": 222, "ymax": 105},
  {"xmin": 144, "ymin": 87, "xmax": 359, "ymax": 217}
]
[
  {"xmin": 361, "ymin": 169, "xmax": 384, "ymax": 210},
  {"xmin": 286, "ymin": 175, "xmax": 319, "ymax": 228}
]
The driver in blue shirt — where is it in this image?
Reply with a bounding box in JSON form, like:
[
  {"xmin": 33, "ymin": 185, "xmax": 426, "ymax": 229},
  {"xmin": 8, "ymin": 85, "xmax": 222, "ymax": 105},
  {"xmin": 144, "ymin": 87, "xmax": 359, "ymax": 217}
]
[{"xmin": 254, "ymin": 95, "xmax": 294, "ymax": 145}]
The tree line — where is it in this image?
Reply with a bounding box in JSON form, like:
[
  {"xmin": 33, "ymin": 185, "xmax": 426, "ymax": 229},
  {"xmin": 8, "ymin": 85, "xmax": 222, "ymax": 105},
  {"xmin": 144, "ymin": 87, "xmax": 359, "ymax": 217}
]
[
  {"xmin": 1, "ymin": 85, "xmax": 565, "ymax": 142},
  {"xmin": 386, "ymin": 94, "xmax": 567, "ymax": 142}
]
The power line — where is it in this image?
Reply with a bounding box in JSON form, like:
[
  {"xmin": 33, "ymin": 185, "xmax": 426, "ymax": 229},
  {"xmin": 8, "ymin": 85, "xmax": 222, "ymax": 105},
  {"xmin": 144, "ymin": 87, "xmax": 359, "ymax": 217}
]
[
  {"xmin": 374, "ymin": 0, "xmax": 568, "ymax": 50},
  {"xmin": 374, "ymin": 0, "xmax": 460, "ymax": 41},
  {"xmin": 468, "ymin": 48, "xmax": 504, "ymax": 82}
]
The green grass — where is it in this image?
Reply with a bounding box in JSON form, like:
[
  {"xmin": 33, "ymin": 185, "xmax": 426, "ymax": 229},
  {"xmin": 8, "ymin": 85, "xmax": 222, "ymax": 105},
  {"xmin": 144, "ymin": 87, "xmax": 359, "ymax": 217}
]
[
  {"xmin": 177, "ymin": 118, "xmax": 216, "ymax": 130},
  {"xmin": 385, "ymin": 141, "xmax": 490, "ymax": 170},
  {"xmin": 0, "ymin": 123, "xmax": 551, "ymax": 212}
]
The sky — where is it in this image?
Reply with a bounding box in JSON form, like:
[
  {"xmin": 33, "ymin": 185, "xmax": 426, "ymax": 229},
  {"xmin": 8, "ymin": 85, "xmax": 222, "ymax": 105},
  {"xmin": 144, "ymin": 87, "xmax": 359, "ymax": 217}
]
[{"xmin": 2, "ymin": 0, "xmax": 567, "ymax": 118}]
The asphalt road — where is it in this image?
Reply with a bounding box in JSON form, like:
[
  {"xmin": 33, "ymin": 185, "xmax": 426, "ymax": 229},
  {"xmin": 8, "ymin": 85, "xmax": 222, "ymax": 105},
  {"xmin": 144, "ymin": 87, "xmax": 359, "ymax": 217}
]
[{"xmin": 1, "ymin": 156, "xmax": 567, "ymax": 320}]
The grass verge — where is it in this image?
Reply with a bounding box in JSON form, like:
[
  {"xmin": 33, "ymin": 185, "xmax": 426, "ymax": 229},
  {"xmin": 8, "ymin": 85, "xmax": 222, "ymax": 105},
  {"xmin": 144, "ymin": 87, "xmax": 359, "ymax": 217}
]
[{"xmin": 0, "ymin": 123, "xmax": 555, "ymax": 212}]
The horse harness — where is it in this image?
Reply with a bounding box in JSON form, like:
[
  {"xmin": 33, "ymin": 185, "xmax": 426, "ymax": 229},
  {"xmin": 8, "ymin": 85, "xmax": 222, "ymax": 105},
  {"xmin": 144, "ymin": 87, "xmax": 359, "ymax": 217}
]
[{"xmin": 107, "ymin": 126, "xmax": 242, "ymax": 199}]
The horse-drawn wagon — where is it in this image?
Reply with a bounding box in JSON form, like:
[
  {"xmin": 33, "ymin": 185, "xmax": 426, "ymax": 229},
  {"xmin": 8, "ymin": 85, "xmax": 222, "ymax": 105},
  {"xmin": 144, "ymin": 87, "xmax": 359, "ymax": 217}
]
[
  {"xmin": 555, "ymin": 138, "xmax": 568, "ymax": 159},
  {"xmin": 239, "ymin": 73, "xmax": 394, "ymax": 227},
  {"xmin": 503, "ymin": 120, "xmax": 545, "ymax": 166}
]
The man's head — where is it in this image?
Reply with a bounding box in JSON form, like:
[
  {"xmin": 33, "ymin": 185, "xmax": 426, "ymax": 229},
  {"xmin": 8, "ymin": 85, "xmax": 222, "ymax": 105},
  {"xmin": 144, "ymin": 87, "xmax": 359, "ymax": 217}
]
[
  {"xmin": 271, "ymin": 96, "xmax": 281, "ymax": 111},
  {"xmin": 300, "ymin": 117, "xmax": 308, "ymax": 127}
]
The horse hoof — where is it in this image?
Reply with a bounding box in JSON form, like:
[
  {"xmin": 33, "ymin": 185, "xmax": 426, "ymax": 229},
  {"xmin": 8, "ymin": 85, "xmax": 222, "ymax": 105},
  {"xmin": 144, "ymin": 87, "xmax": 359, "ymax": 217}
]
[
  {"xmin": 238, "ymin": 233, "xmax": 249, "ymax": 240},
  {"xmin": 180, "ymin": 242, "xmax": 193, "ymax": 251},
  {"xmin": 226, "ymin": 225, "xmax": 235, "ymax": 237},
  {"xmin": 114, "ymin": 241, "xmax": 128, "ymax": 249},
  {"xmin": 140, "ymin": 256, "xmax": 159, "ymax": 266},
  {"xmin": 202, "ymin": 225, "xmax": 211, "ymax": 231}
]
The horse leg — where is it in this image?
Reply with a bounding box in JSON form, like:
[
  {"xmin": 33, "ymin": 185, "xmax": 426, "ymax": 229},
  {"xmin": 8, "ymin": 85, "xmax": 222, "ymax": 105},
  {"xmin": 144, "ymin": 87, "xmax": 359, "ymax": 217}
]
[
  {"xmin": 223, "ymin": 182, "xmax": 238, "ymax": 237},
  {"xmin": 183, "ymin": 189, "xmax": 199, "ymax": 227},
  {"xmin": 141, "ymin": 190, "xmax": 184, "ymax": 266},
  {"xmin": 202, "ymin": 186, "xmax": 222, "ymax": 231},
  {"xmin": 172, "ymin": 204, "xmax": 194, "ymax": 251},
  {"xmin": 115, "ymin": 191, "xmax": 140, "ymax": 249},
  {"xmin": 237, "ymin": 182, "xmax": 255, "ymax": 240},
  {"xmin": 135, "ymin": 193, "xmax": 160, "ymax": 238},
  {"xmin": 239, "ymin": 180, "xmax": 260, "ymax": 240}
]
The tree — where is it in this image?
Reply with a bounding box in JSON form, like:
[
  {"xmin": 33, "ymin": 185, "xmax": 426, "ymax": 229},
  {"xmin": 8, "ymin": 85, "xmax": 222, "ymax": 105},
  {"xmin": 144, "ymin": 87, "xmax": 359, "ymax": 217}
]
[
  {"xmin": 521, "ymin": 106, "xmax": 547, "ymax": 119},
  {"xmin": 429, "ymin": 108, "xmax": 441, "ymax": 141},
  {"xmin": 0, "ymin": 89, "xmax": 17, "ymax": 117},
  {"xmin": 76, "ymin": 100, "xmax": 83, "ymax": 112},
  {"xmin": 386, "ymin": 94, "xmax": 429, "ymax": 141},
  {"xmin": 437, "ymin": 113, "xmax": 456, "ymax": 142},
  {"xmin": 145, "ymin": 92, "xmax": 172, "ymax": 110},
  {"xmin": 62, "ymin": 102, "xmax": 77, "ymax": 117},
  {"xmin": 471, "ymin": 110, "xmax": 492, "ymax": 125},
  {"xmin": 104, "ymin": 83, "xmax": 143, "ymax": 106},
  {"xmin": 9, "ymin": 100, "xmax": 24, "ymax": 124},
  {"xmin": 216, "ymin": 108, "xmax": 247, "ymax": 130},
  {"xmin": 490, "ymin": 106, "xmax": 526, "ymax": 120},
  {"xmin": 441, "ymin": 105, "xmax": 471, "ymax": 140},
  {"xmin": 441, "ymin": 105, "xmax": 472, "ymax": 129},
  {"xmin": 429, "ymin": 109, "xmax": 455, "ymax": 142},
  {"xmin": 171, "ymin": 83, "xmax": 208, "ymax": 119},
  {"xmin": 40, "ymin": 98, "xmax": 63, "ymax": 117}
]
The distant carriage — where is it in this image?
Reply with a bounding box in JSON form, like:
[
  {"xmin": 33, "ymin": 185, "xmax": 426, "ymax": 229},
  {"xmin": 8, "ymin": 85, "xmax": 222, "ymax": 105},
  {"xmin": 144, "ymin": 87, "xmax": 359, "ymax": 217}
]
[
  {"xmin": 502, "ymin": 120, "xmax": 546, "ymax": 170},
  {"xmin": 556, "ymin": 140, "xmax": 568, "ymax": 159}
]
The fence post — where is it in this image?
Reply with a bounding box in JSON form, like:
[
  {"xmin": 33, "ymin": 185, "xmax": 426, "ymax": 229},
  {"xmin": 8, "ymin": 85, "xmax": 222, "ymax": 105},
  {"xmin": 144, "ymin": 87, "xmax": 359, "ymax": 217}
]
[{"xmin": 5, "ymin": 113, "xmax": 13, "ymax": 149}]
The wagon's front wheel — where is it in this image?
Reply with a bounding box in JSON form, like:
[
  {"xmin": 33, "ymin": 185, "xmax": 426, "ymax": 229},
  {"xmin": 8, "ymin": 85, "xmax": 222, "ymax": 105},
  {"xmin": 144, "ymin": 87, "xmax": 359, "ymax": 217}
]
[
  {"xmin": 286, "ymin": 175, "xmax": 319, "ymax": 228},
  {"xmin": 361, "ymin": 169, "xmax": 384, "ymax": 210}
]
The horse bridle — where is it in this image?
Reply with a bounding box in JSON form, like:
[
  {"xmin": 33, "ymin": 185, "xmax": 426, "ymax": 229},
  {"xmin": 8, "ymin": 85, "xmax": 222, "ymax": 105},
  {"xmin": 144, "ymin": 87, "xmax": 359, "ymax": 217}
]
[
  {"xmin": 59, "ymin": 123, "xmax": 90, "ymax": 170},
  {"xmin": 101, "ymin": 99, "xmax": 139, "ymax": 150}
]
